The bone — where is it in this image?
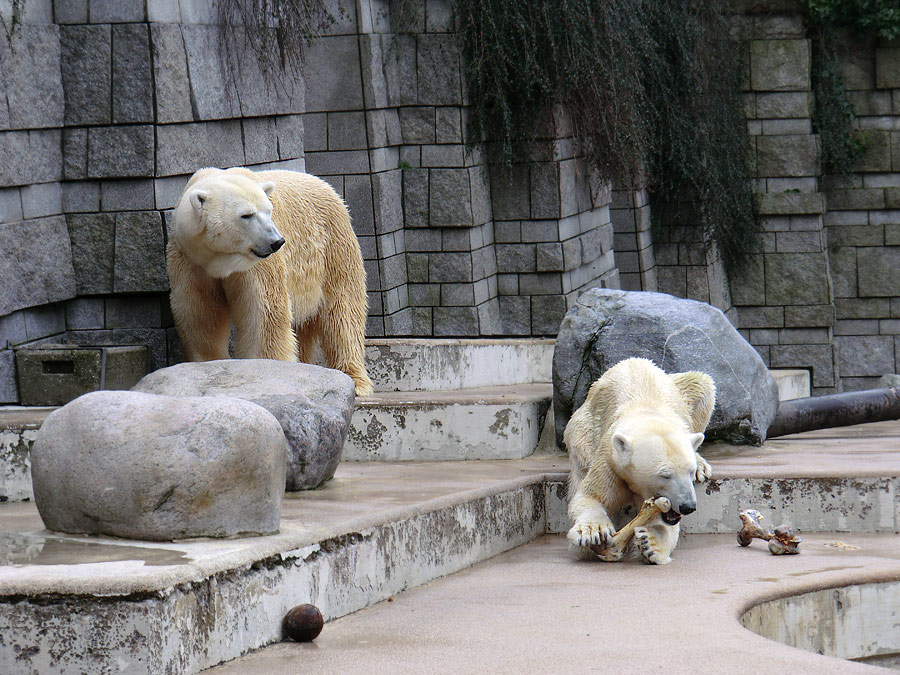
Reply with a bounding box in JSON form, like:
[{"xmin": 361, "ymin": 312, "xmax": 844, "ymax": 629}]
[
  {"xmin": 737, "ymin": 509, "xmax": 801, "ymax": 554},
  {"xmin": 767, "ymin": 525, "xmax": 802, "ymax": 555},
  {"xmin": 589, "ymin": 496, "xmax": 671, "ymax": 560},
  {"xmin": 737, "ymin": 509, "xmax": 769, "ymax": 547}
]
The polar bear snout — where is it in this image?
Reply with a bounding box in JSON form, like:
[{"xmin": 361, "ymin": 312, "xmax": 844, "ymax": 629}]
[
  {"xmin": 677, "ymin": 500, "xmax": 696, "ymax": 515},
  {"xmin": 252, "ymin": 235, "xmax": 285, "ymax": 258},
  {"xmin": 246, "ymin": 215, "xmax": 285, "ymax": 259}
]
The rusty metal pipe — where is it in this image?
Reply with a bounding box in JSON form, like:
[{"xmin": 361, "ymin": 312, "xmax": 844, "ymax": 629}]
[{"xmin": 767, "ymin": 387, "xmax": 900, "ymax": 439}]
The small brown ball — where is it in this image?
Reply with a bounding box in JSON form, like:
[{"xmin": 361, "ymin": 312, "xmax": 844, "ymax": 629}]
[{"xmin": 283, "ymin": 604, "xmax": 324, "ymax": 642}]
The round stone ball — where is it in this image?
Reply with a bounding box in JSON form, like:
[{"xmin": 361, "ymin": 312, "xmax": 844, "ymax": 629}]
[{"xmin": 283, "ymin": 604, "xmax": 324, "ymax": 642}]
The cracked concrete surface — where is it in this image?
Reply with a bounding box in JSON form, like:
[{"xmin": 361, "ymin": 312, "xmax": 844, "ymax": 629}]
[
  {"xmin": 1, "ymin": 420, "xmax": 898, "ymax": 673},
  {"xmin": 207, "ymin": 532, "xmax": 900, "ymax": 674}
]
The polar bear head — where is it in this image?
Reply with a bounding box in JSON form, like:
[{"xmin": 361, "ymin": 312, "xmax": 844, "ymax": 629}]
[
  {"xmin": 610, "ymin": 418, "xmax": 704, "ymax": 525},
  {"xmin": 174, "ymin": 170, "xmax": 285, "ymax": 279}
]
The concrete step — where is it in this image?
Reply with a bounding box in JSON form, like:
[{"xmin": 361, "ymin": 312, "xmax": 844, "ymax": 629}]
[
  {"xmin": 0, "ymin": 366, "xmax": 816, "ymax": 501},
  {"xmin": 0, "ymin": 407, "xmax": 51, "ymax": 503},
  {"xmin": 346, "ymin": 384, "xmax": 553, "ymax": 461},
  {"xmin": 207, "ymin": 532, "xmax": 900, "ymax": 675},
  {"xmin": 364, "ymin": 338, "xmax": 554, "ymax": 392},
  {"xmin": 2, "ymin": 420, "xmax": 899, "ymax": 674},
  {"xmin": 771, "ymin": 368, "xmax": 810, "ymax": 400}
]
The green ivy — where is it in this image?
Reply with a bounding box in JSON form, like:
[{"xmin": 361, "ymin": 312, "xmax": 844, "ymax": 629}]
[
  {"xmin": 456, "ymin": 0, "xmax": 758, "ymax": 270},
  {"xmin": 807, "ymin": 0, "xmax": 900, "ymax": 40},
  {"xmin": 217, "ymin": 0, "xmax": 337, "ymax": 77},
  {"xmin": 804, "ymin": 0, "xmax": 893, "ymax": 176},
  {"xmin": 809, "ymin": 25, "xmax": 864, "ymax": 176}
]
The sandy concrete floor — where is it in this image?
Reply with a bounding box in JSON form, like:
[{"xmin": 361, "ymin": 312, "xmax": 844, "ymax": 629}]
[
  {"xmin": 208, "ymin": 531, "xmax": 900, "ymax": 674},
  {"xmin": 1, "ymin": 420, "xmax": 899, "ymax": 595}
]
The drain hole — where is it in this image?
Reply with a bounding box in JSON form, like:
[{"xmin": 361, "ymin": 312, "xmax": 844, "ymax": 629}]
[{"xmin": 43, "ymin": 360, "xmax": 75, "ymax": 374}]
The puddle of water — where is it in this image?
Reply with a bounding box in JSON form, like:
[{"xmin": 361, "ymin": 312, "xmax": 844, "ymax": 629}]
[{"xmin": 0, "ymin": 533, "xmax": 193, "ymax": 567}]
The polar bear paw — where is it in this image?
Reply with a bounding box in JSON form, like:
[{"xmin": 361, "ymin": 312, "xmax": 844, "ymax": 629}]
[
  {"xmin": 568, "ymin": 520, "xmax": 615, "ymax": 548},
  {"xmin": 635, "ymin": 526, "xmax": 672, "ymax": 565},
  {"xmin": 695, "ymin": 456, "xmax": 712, "ymax": 483}
]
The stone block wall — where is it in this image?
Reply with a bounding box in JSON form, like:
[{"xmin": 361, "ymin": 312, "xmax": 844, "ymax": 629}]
[
  {"xmin": 823, "ymin": 29, "xmax": 900, "ymax": 391},
  {"xmin": 297, "ymin": 0, "xmax": 616, "ymax": 338},
  {"xmin": 617, "ymin": 9, "xmax": 899, "ymax": 393},
  {"xmin": 735, "ymin": 13, "xmax": 841, "ymax": 394},
  {"xmin": 6, "ymin": 0, "xmax": 891, "ymax": 401},
  {"xmin": 731, "ymin": 10, "xmax": 900, "ymax": 393},
  {"xmin": 0, "ymin": 0, "xmax": 306, "ymax": 403},
  {"xmin": 0, "ymin": 0, "xmax": 618, "ymax": 402}
]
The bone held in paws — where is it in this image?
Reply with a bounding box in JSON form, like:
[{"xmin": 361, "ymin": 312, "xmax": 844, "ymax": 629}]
[{"xmin": 588, "ymin": 496, "xmax": 672, "ymax": 559}]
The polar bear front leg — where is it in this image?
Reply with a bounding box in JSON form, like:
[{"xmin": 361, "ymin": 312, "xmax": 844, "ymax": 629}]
[
  {"xmin": 696, "ymin": 454, "xmax": 712, "ymax": 483},
  {"xmin": 568, "ymin": 489, "xmax": 616, "ymax": 549},
  {"xmin": 168, "ymin": 248, "xmax": 231, "ymax": 361},
  {"xmin": 635, "ymin": 522, "xmax": 680, "ymax": 565},
  {"xmin": 222, "ymin": 272, "xmax": 298, "ymax": 361}
]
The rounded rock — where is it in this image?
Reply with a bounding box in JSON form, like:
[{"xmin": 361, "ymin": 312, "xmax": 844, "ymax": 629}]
[
  {"xmin": 31, "ymin": 390, "xmax": 287, "ymax": 540},
  {"xmin": 553, "ymin": 288, "xmax": 779, "ymax": 445},
  {"xmin": 133, "ymin": 360, "xmax": 355, "ymax": 491},
  {"xmin": 283, "ymin": 604, "xmax": 324, "ymax": 642}
]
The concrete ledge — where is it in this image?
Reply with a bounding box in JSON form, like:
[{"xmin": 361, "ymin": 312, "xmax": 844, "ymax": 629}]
[
  {"xmin": 364, "ymin": 338, "xmax": 554, "ymax": 392},
  {"xmin": 2, "ymin": 420, "xmax": 899, "ymax": 673},
  {"xmin": 0, "ymin": 407, "xmax": 52, "ymax": 503},
  {"xmin": 209, "ymin": 533, "xmax": 900, "ymax": 674},
  {"xmin": 346, "ymin": 385, "xmax": 552, "ymax": 460},
  {"xmin": 1, "ymin": 464, "xmax": 560, "ymax": 674},
  {"xmin": 771, "ymin": 368, "xmax": 811, "ymax": 401}
]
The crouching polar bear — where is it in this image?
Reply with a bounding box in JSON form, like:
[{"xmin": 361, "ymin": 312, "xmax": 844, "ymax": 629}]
[
  {"xmin": 564, "ymin": 358, "xmax": 715, "ymax": 564},
  {"xmin": 168, "ymin": 167, "xmax": 373, "ymax": 396}
]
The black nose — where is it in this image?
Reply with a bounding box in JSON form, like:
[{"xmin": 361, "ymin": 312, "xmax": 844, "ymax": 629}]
[
  {"xmin": 679, "ymin": 502, "xmax": 696, "ymax": 515},
  {"xmin": 270, "ymin": 238, "xmax": 285, "ymax": 253}
]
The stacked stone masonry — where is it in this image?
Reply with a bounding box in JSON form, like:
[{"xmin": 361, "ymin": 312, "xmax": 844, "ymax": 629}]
[
  {"xmin": 615, "ymin": 7, "xmax": 900, "ymax": 394},
  {"xmin": 1, "ymin": 0, "xmax": 897, "ymax": 401},
  {"xmin": 0, "ymin": 0, "xmax": 308, "ymax": 403}
]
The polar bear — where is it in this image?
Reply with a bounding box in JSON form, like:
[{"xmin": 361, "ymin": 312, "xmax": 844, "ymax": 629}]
[
  {"xmin": 168, "ymin": 167, "xmax": 373, "ymax": 396},
  {"xmin": 564, "ymin": 358, "xmax": 715, "ymax": 564}
]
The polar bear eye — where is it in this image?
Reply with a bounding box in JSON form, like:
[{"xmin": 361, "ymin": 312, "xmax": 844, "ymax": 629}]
[
  {"xmin": 241, "ymin": 212, "xmax": 255, "ymax": 220},
  {"xmin": 658, "ymin": 471, "xmax": 673, "ymax": 480}
]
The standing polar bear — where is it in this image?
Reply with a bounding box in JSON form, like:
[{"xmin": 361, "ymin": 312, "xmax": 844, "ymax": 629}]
[
  {"xmin": 168, "ymin": 167, "xmax": 373, "ymax": 396},
  {"xmin": 564, "ymin": 358, "xmax": 715, "ymax": 564}
]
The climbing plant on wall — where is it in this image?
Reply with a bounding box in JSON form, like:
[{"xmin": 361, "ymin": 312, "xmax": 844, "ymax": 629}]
[
  {"xmin": 807, "ymin": 0, "xmax": 900, "ymax": 39},
  {"xmin": 806, "ymin": 0, "xmax": 898, "ymax": 176},
  {"xmin": 217, "ymin": 0, "xmax": 336, "ymax": 80},
  {"xmin": 456, "ymin": 0, "xmax": 759, "ymax": 270}
]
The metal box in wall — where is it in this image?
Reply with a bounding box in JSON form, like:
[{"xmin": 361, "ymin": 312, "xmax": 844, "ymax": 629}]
[{"xmin": 14, "ymin": 345, "xmax": 148, "ymax": 406}]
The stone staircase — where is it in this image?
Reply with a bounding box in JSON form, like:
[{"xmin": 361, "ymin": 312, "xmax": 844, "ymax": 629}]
[
  {"xmin": 0, "ymin": 339, "xmax": 809, "ymax": 502},
  {"xmin": 348, "ymin": 338, "xmax": 555, "ymax": 461},
  {"xmin": 12, "ymin": 337, "xmax": 893, "ymax": 675}
]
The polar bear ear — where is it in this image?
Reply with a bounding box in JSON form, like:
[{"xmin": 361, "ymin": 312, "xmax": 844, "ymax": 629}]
[
  {"xmin": 689, "ymin": 432, "xmax": 705, "ymax": 451},
  {"xmin": 189, "ymin": 189, "xmax": 209, "ymax": 213},
  {"xmin": 260, "ymin": 181, "xmax": 276, "ymax": 196},
  {"xmin": 611, "ymin": 433, "xmax": 632, "ymax": 461}
]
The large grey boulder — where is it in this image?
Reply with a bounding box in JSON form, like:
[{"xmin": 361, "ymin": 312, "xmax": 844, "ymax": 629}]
[
  {"xmin": 553, "ymin": 289, "xmax": 779, "ymax": 446},
  {"xmin": 31, "ymin": 390, "xmax": 286, "ymax": 540},
  {"xmin": 134, "ymin": 360, "xmax": 355, "ymax": 490}
]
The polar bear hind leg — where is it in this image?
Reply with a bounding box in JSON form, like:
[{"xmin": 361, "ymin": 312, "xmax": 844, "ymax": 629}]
[{"xmin": 635, "ymin": 522, "xmax": 680, "ymax": 565}]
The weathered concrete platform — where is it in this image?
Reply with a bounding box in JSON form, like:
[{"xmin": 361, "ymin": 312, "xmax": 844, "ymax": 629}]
[
  {"xmin": 364, "ymin": 338, "xmax": 554, "ymax": 392},
  {"xmin": 1, "ymin": 420, "xmax": 898, "ymax": 673},
  {"xmin": 208, "ymin": 532, "xmax": 900, "ymax": 674},
  {"xmin": 346, "ymin": 385, "xmax": 553, "ymax": 460},
  {"xmin": 0, "ymin": 362, "xmax": 811, "ymax": 500}
]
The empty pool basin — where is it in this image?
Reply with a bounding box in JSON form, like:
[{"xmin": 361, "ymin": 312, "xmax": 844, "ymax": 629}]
[{"xmin": 742, "ymin": 581, "xmax": 900, "ymax": 668}]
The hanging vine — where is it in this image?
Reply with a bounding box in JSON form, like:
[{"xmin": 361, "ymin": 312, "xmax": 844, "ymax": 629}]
[{"xmin": 456, "ymin": 0, "xmax": 759, "ymax": 270}]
